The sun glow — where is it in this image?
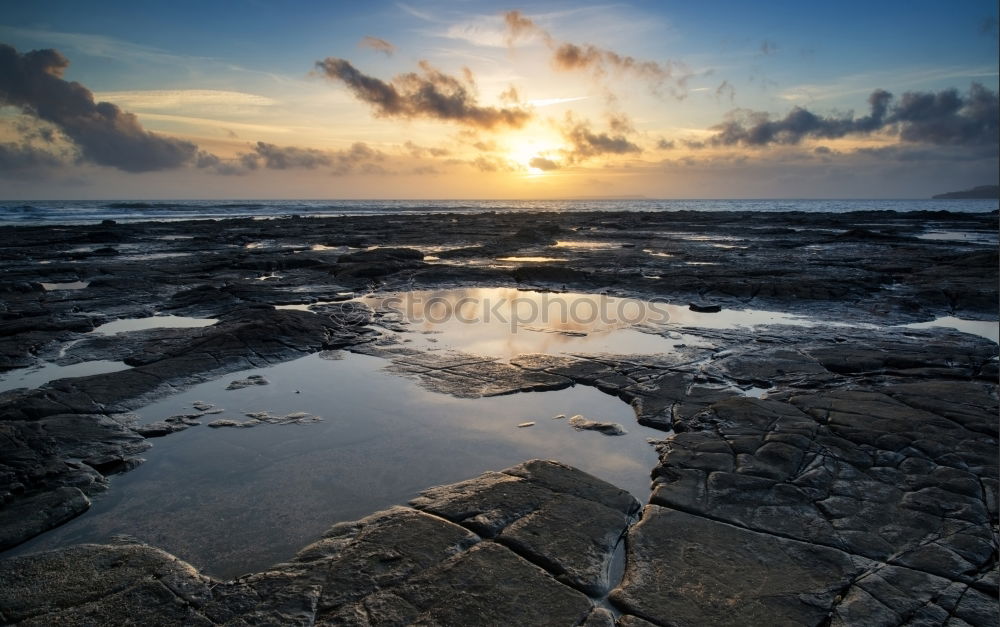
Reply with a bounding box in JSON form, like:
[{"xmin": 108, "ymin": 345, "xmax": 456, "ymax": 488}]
[{"xmin": 505, "ymin": 137, "xmax": 564, "ymax": 176}]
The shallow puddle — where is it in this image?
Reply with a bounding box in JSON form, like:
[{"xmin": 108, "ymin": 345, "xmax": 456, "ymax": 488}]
[
  {"xmin": 642, "ymin": 249, "xmax": 673, "ymax": 258},
  {"xmin": 360, "ymin": 288, "xmax": 692, "ymax": 357},
  {"xmin": 553, "ymin": 240, "xmax": 622, "ymax": 249},
  {"xmin": 90, "ymin": 315, "xmax": 218, "ymax": 335},
  {"xmin": 116, "ymin": 252, "xmax": 193, "ymax": 261},
  {"xmin": 41, "ymin": 281, "xmax": 89, "ymax": 291},
  {"xmin": 496, "ymin": 256, "xmax": 567, "ymax": 262},
  {"xmin": 10, "ymin": 352, "xmax": 662, "ymax": 578},
  {"xmin": 358, "ymin": 288, "xmax": 826, "ymax": 358},
  {"xmin": 0, "ymin": 359, "xmax": 130, "ymax": 393},
  {"xmin": 917, "ymin": 230, "xmax": 998, "ymax": 244},
  {"xmin": 904, "ymin": 316, "xmax": 998, "ymax": 343}
]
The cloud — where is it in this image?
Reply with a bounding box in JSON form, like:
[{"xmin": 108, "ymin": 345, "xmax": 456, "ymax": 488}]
[
  {"xmin": 404, "ymin": 140, "xmax": 450, "ymax": 158},
  {"xmin": 251, "ymin": 142, "xmax": 332, "ymax": 169},
  {"xmin": 502, "ymin": 11, "xmax": 691, "ymax": 99},
  {"xmin": 199, "ymin": 141, "xmax": 387, "ymax": 176},
  {"xmin": 981, "ymin": 16, "xmax": 998, "ymax": 36},
  {"xmin": 0, "ymin": 141, "xmax": 66, "ymax": 178},
  {"xmin": 499, "ymin": 86, "xmax": 520, "ymax": 105},
  {"xmin": 396, "ymin": 2, "xmax": 436, "ymax": 23},
  {"xmin": 559, "ymin": 114, "xmax": 641, "ymax": 163},
  {"xmin": 552, "ymin": 43, "xmax": 667, "ymax": 82},
  {"xmin": 504, "ymin": 10, "xmax": 553, "ymax": 47},
  {"xmin": 359, "ymin": 36, "xmax": 396, "ymax": 56},
  {"xmin": 332, "ymin": 144, "xmax": 388, "ymax": 176},
  {"xmin": 529, "ymin": 156, "xmax": 559, "ymax": 170},
  {"xmin": 315, "ymin": 57, "xmax": 531, "ymax": 129},
  {"xmin": 606, "ymin": 112, "xmax": 634, "ymax": 134},
  {"xmin": 855, "ymin": 143, "xmax": 999, "ymax": 163},
  {"xmin": 94, "ymin": 89, "xmax": 277, "ymax": 111},
  {"xmin": 715, "ymin": 80, "xmax": 735, "ymax": 104},
  {"xmin": 527, "ymin": 96, "xmax": 589, "ymax": 107},
  {"xmin": 892, "ymin": 83, "xmax": 998, "ymax": 145},
  {"xmin": 707, "ymin": 83, "xmax": 997, "ymax": 148},
  {"xmin": 0, "ymin": 43, "xmax": 197, "ymax": 172},
  {"xmin": 470, "ymin": 155, "xmax": 516, "ymax": 172}
]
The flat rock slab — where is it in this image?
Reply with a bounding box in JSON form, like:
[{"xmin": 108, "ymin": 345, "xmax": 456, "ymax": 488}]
[
  {"xmin": 612, "ymin": 505, "xmax": 992, "ymax": 627},
  {"xmin": 611, "ymin": 505, "xmax": 869, "ymax": 625},
  {"xmin": 0, "ymin": 460, "xmax": 628, "ymax": 625},
  {"xmin": 411, "ymin": 459, "xmax": 639, "ymax": 596},
  {"xmin": 651, "ymin": 389, "xmax": 998, "ymax": 585}
]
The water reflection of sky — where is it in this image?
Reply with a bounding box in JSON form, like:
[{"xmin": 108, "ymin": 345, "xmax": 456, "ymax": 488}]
[
  {"xmin": 360, "ymin": 288, "xmax": 820, "ymax": 358},
  {"xmin": 904, "ymin": 316, "xmax": 999, "ymax": 343},
  {"xmin": 0, "ymin": 359, "xmax": 130, "ymax": 393},
  {"xmin": 10, "ymin": 352, "xmax": 662, "ymax": 579},
  {"xmin": 90, "ymin": 315, "xmax": 218, "ymax": 335}
]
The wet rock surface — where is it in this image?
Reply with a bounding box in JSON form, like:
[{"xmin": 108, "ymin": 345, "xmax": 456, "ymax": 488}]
[
  {"xmin": 0, "ymin": 461, "xmax": 626, "ymax": 626},
  {"xmin": 0, "ymin": 210, "xmax": 997, "ymax": 624}
]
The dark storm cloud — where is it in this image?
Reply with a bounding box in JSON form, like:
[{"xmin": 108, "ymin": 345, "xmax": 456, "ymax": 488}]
[
  {"xmin": 559, "ymin": 115, "xmax": 641, "ymax": 163},
  {"xmin": 707, "ymin": 84, "xmax": 997, "ymax": 148},
  {"xmin": 315, "ymin": 58, "xmax": 531, "ymax": 129},
  {"xmin": 359, "ymin": 36, "xmax": 396, "ymax": 56},
  {"xmin": 502, "ymin": 11, "xmax": 691, "ymax": 99},
  {"xmin": 0, "ymin": 43, "xmax": 197, "ymax": 172}
]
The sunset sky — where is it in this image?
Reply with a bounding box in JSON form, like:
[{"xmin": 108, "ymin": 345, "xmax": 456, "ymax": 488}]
[{"xmin": 1, "ymin": 1, "xmax": 997, "ymax": 199}]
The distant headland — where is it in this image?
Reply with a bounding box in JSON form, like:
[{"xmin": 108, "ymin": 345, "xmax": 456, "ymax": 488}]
[{"xmin": 932, "ymin": 185, "xmax": 999, "ymax": 199}]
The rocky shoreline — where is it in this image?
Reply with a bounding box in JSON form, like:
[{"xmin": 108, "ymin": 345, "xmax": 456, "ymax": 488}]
[{"xmin": 0, "ymin": 209, "xmax": 997, "ymax": 625}]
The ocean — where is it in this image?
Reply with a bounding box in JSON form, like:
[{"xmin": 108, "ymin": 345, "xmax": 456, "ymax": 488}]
[{"xmin": 0, "ymin": 198, "xmax": 996, "ymax": 226}]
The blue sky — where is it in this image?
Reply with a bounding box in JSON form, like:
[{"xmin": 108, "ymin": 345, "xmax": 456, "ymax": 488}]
[{"xmin": 0, "ymin": 1, "xmax": 997, "ymax": 198}]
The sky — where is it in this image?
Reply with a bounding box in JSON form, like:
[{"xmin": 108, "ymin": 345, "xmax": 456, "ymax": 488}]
[{"xmin": 0, "ymin": 1, "xmax": 997, "ymax": 199}]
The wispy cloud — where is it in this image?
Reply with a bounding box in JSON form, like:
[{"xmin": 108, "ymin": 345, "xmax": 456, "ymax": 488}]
[
  {"xmin": 0, "ymin": 26, "xmax": 293, "ymax": 84},
  {"xmin": 778, "ymin": 65, "xmax": 1000, "ymax": 104},
  {"xmin": 0, "ymin": 25, "xmax": 187, "ymax": 66},
  {"xmin": 527, "ymin": 96, "xmax": 589, "ymax": 107},
  {"xmin": 396, "ymin": 2, "xmax": 438, "ymax": 23},
  {"xmin": 500, "ymin": 10, "xmax": 692, "ymax": 99},
  {"xmin": 94, "ymin": 90, "xmax": 279, "ymax": 110},
  {"xmin": 360, "ymin": 36, "xmax": 396, "ymax": 56},
  {"xmin": 125, "ymin": 113, "xmax": 294, "ymax": 135}
]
